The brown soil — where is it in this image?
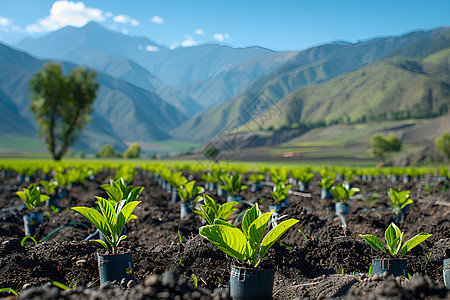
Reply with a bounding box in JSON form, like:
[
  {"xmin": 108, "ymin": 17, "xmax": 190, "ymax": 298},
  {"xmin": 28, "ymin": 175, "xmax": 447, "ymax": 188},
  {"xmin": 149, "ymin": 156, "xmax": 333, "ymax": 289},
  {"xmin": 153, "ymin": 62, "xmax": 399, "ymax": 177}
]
[{"xmin": 0, "ymin": 168, "xmax": 449, "ymax": 299}]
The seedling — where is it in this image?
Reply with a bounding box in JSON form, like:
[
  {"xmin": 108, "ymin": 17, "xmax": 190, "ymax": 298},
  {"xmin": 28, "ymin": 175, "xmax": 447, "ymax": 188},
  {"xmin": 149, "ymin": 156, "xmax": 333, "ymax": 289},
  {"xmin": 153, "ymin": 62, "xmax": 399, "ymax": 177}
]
[
  {"xmin": 191, "ymin": 274, "xmax": 198, "ymax": 288},
  {"xmin": 100, "ymin": 177, "xmax": 144, "ymax": 205},
  {"xmin": 220, "ymin": 174, "xmax": 247, "ymax": 196},
  {"xmin": 199, "ymin": 203, "xmax": 298, "ymax": 267},
  {"xmin": 191, "ymin": 194, "xmax": 238, "ymax": 225},
  {"xmin": 359, "ymin": 222, "xmax": 432, "ymax": 258},
  {"xmin": 298, "ymin": 228, "xmax": 308, "ymax": 240},
  {"xmin": 330, "ymin": 182, "xmax": 360, "ymax": 203},
  {"xmin": 0, "ymin": 288, "xmax": 18, "ymax": 296},
  {"xmin": 270, "ymin": 167, "xmax": 288, "ymax": 185},
  {"xmin": 388, "ymin": 187, "xmax": 413, "ymax": 215},
  {"xmin": 319, "ymin": 177, "xmax": 334, "ymax": 190},
  {"xmin": 72, "ymin": 197, "xmax": 141, "ymax": 253},
  {"xmin": 40, "ymin": 180, "xmax": 59, "ymax": 195},
  {"xmin": 271, "ymin": 183, "xmax": 292, "ymax": 203},
  {"xmin": 250, "ymin": 173, "xmax": 265, "ymax": 184},
  {"xmin": 16, "ymin": 183, "xmax": 49, "ymax": 212},
  {"xmin": 21, "ymin": 236, "xmax": 39, "ymax": 247}
]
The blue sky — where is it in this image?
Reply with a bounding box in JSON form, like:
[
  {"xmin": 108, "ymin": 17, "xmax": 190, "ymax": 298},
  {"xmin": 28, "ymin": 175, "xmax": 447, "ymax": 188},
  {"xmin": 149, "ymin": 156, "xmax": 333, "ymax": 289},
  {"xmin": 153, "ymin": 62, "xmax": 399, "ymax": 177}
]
[{"xmin": 0, "ymin": 0, "xmax": 449, "ymax": 51}]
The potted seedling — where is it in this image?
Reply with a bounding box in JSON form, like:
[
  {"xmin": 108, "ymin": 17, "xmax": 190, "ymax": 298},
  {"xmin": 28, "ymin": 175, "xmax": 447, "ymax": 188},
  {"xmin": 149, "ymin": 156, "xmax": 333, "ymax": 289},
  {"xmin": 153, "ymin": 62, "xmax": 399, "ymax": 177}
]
[
  {"xmin": 330, "ymin": 182, "xmax": 360, "ymax": 215},
  {"xmin": 174, "ymin": 175, "xmax": 205, "ymax": 218},
  {"xmin": 54, "ymin": 172, "xmax": 70, "ymax": 200},
  {"xmin": 168, "ymin": 172, "xmax": 187, "ymax": 203},
  {"xmin": 249, "ymin": 173, "xmax": 265, "ymax": 192},
  {"xmin": 72, "ymin": 197, "xmax": 141, "ymax": 285},
  {"xmin": 40, "ymin": 180, "xmax": 60, "ymax": 211},
  {"xmin": 99, "ymin": 177, "xmax": 144, "ymax": 240},
  {"xmin": 270, "ymin": 183, "xmax": 292, "ymax": 212},
  {"xmin": 201, "ymin": 172, "xmax": 216, "ymax": 192},
  {"xmin": 319, "ymin": 176, "xmax": 334, "ymax": 199},
  {"xmin": 199, "ymin": 203, "xmax": 298, "ymax": 300},
  {"xmin": 270, "ymin": 167, "xmax": 288, "ymax": 186},
  {"xmin": 293, "ymin": 171, "xmax": 314, "ymax": 192},
  {"xmin": 220, "ymin": 174, "xmax": 247, "ymax": 202},
  {"xmin": 359, "ymin": 222, "xmax": 432, "ymax": 276},
  {"xmin": 388, "ymin": 187, "xmax": 413, "ymax": 223},
  {"xmin": 191, "ymin": 194, "xmax": 238, "ymax": 225},
  {"xmin": 16, "ymin": 183, "xmax": 49, "ymax": 236}
]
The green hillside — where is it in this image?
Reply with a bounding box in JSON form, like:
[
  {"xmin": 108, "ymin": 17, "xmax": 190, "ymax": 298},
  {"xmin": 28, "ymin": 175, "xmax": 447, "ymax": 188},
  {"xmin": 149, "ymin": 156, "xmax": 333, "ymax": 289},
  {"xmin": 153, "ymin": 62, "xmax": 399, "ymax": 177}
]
[{"xmin": 242, "ymin": 54, "xmax": 449, "ymax": 131}]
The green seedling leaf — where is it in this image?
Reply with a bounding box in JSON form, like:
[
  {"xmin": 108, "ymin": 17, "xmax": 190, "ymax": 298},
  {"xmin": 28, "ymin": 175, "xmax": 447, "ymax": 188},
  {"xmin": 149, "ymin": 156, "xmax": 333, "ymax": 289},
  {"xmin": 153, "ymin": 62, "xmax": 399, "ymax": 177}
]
[
  {"xmin": 199, "ymin": 224, "xmax": 247, "ymax": 262},
  {"xmin": 400, "ymin": 233, "xmax": 432, "ymax": 257},
  {"xmin": 191, "ymin": 274, "xmax": 198, "ymax": 288},
  {"xmin": 89, "ymin": 239, "xmax": 110, "ymax": 251},
  {"xmin": 52, "ymin": 281, "xmax": 71, "ymax": 290},
  {"xmin": 178, "ymin": 230, "xmax": 183, "ymax": 244},
  {"xmin": 260, "ymin": 218, "xmax": 299, "ymax": 259},
  {"xmin": 358, "ymin": 234, "xmax": 386, "ymax": 253}
]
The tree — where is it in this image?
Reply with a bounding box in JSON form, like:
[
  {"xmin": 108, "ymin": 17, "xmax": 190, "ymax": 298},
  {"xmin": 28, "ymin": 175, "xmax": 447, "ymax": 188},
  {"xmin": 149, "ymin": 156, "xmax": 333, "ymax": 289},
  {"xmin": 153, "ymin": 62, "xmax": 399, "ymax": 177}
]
[
  {"xmin": 97, "ymin": 144, "xmax": 115, "ymax": 158},
  {"xmin": 123, "ymin": 143, "xmax": 141, "ymax": 158},
  {"xmin": 203, "ymin": 144, "xmax": 220, "ymax": 161},
  {"xmin": 435, "ymin": 132, "xmax": 450, "ymax": 162},
  {"xmin": 371, "ymin": 134, "xmax": 402, "ymax": 161},
  {"xmin": 29, "ymin": 63, "xmax": 98, "ymax": 161}
]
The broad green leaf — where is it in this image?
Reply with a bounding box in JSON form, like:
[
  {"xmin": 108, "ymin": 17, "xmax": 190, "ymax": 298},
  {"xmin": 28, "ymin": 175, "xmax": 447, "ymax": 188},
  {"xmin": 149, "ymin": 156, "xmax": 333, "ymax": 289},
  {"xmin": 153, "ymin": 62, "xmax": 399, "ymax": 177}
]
[
  {"xmin": 247, "ymin": 211, "xmax": 272, "ymax": 262},
  {"xmin": 128, "ymin": 187, "xmax": 144, "ymax": 202},
  {"xmin": 213, "ymin": 219, "xmax": 238, "ymax": 228},
  {"xmin": 217, "ymin": 201, "xmax": 238, "ymax": 220},
  {"xmin": 120, "ymin": 201, "xmax": 141, "ymax": 223},
  {"xmin": 96, "ymin": 197, "xmax": 116, "ymax": 233},
  {"xmin": 260, "ymin": 218, "xmax": 298, "ymax": 259},
  {"xmin": 359, "ymin": 234, "xmax": 386, "ymax": 252},
  {"xmin": 399, "ymin": 198, "xmax": 414, "ymax": 210},
  {"xmin": 199, "ymin": 224, "xmax": 247, "ymax": 262},
  {"xmin": 400, "ymin": 233, "xmax": 432, "ymax": 257},
  {"xmin": 242, "ymin": 204, "xmax": 262, "ymax": 237},
  {"xmin": 89, "ymin": 239, "xmax": 109, "ymax": 251},
  {"xmin": 39, "ymin": 194, "xmax": 50, "ymax": 203},
  {"xmin": 71, "ymin": 206, "xmax": 109, "ymax": 238},
  {"xmin": 191, "ymin": 206, "xmax": 212, "ymax": 225},
  {"xmin": 385, "ymin": 223, "xmax": 401, "ymax": 255}
]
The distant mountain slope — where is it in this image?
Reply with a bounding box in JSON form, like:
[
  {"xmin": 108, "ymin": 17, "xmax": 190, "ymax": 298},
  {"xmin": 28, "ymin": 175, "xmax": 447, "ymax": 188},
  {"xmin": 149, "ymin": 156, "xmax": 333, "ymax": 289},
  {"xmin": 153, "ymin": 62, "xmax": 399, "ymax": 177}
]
[
  {"xmin": 16, "ymin": 22, "xmax": 275, "ymax": 86},
  {"xmin": 0, "ymin": 42, "xmax": 186, "ymax": 151},
  {"xmin": 171, "ymin": 27, "xmax": 450, "ymax": 142},
  {"xmin": 242, "ymin": 55, "xmax": 450, "ymax": 131}
]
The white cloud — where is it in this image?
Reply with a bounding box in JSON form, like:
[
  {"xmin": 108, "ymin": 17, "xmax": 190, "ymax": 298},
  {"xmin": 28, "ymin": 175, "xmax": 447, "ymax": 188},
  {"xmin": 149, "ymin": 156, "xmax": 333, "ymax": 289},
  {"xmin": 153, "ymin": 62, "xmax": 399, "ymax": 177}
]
[
  {"xmin": 195, "ymin": 29, "xmax": 204, "ymax": 35},
  {"xmin": 169, "ymin": 42, "xmax": 178, "ymax": 50},
  {"xmin": 105, "ymin": 11, "xmax": 113, "ymax": 18},
  {"xmin": 181, "ymin": 35, "xmax": 198, "ymax": 47},
  {"xmin": 212, "ymin": 33, "xmax": 230, "ymax": 42},
  {"xmin": 121, "ymin": 28, "xmax": 128, "ymax": 35},
  {"xmin": 151, "ymin": 15, "xmax": 163, "ymax": 24},
  {"xmin": 25, "ymin": 0, "xmax": 104, "ymax": 33},
  {"xmin": 113, "ymin": 14, "xmax": 139, "ymax": 26},
  {"xmin": 145, "ymin": 45, "xmax": 159, "ymax": 52},
  {"xmin": 0, "ymin": 17, "xmax": 11, "ymax": 26}
]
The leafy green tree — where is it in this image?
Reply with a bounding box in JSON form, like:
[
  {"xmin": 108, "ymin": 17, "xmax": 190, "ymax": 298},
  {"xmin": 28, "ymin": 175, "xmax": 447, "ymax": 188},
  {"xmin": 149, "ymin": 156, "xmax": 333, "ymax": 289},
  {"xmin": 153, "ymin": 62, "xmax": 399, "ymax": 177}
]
[
  {"xmin": 123, "ymin": 143, "xmax": 141, "ymax": 158},
  {"xmin": 29, "ymin": 63, "xmax": 98, "ymax": 161},
  {"xmin": 97, "ymin": 144, "xmax": 115, "ymax": 158},
  {"xmin": 203, "ymin": 144, "xmax": 220, "ymax": 161},
  {"xmin": 435, "ymin": 132, "xmax": 450, "ymax": 162},
  {"xmin": 371, "ymin": 134, "xmax": 402, "ymax": 161}
]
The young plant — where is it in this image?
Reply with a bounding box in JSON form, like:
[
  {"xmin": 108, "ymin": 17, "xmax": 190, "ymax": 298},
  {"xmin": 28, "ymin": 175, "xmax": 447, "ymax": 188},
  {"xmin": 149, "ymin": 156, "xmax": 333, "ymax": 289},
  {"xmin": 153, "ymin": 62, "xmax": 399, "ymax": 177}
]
[
  {"xmin": 319, "ymin": 177, "xmax": 334, "ymax": 190},
  {"xmin": 72, "ymin": 197, "xmax": 141, "ymax": 253},
  {"xmin": 330, "ymin": 182, "xmax": 360, "ymax": 203},
  {"xmin": 270, "ymin": 167, "xmax": 288, "ymax": 185},
  {"xmin": 40, "ymin": 180, "xmax": 59, "ymax": 195},
  {"xmin": 177, "ymin": 180, "xmax": 205, "ymax": 203},
  {"xmin": 199, "ymin": 203, "xmax": 298, "ymax": 267},
  {"xmin": 16, "ymin": 183, "xmax": 49, "ymax": 212},
  {"xmin": 220, "ymin": 174, "xmax": 247, "ymax": 196},
  {"xmin": 249, "ymin": 173, "xmax": 265, "ymax": 184},
  {"xmin": 359, "ymin": 222, "xmax": 432, "ymax": 258},
  {"xmin": 388, "ymin": 187, "xmax": 413, "ymax": 215},
  {"xmin": 100, "ymin": 177, "xmax": 144, "ymax": 205},
  {"xmin": 271, "ymin": 183, "xmax": 292, "ymax": 203},
  {"xmin": 191, "ymin": 194, "xmax": 238, "ymax": 225}
]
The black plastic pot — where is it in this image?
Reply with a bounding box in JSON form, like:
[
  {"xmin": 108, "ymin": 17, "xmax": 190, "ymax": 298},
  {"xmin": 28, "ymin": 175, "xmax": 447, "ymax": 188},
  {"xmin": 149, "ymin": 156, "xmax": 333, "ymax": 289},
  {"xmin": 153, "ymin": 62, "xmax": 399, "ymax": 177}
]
[
  {"xmin": 250, "ymin": 182, "xmax": 262, "ymax": 192},
  {"xmin": 23, "ymin": 212, "xmax": 43, "ymax": 236},
  {"xmin": 98, "ymin": 252, "xmax": 134, "ymax": 285},
  {"xmin": 335, "ymin": 202, "xmax": 349, "ymax": 215},
  {"xmin": 269, "ymin": 198, "xmax": 289, "ymax": 213},
  {"xmin": 299, "ymin": 182, "xmax": 309, "ymax": 192},
  {"xmin": 46, "ymin": 195, "xmax": 60, "ymax": 209},
  {"xmin": 372, "ymin": 258, "xmax": 407, "ymax": 277},
  {"xmin": 444, "ymin": 258, "xmax": 450, "ymax": 289},
  {"xmin": 230, "ymin": 265, "xmax": 274, "ymax": 300},
  {"xmin": 320, "ymin": 188, "xmax": 333, "ymax": 199},
  {"xmin": 227, "ymin": 195, "xmax": 242, "ymax": 203},
  {"xmin": 171, "ymin": 190, "xmax": 179, "ymax": 203},
  {"xmin": 180, "ymin": 202, "xmax": 192, "ymax": 219}
]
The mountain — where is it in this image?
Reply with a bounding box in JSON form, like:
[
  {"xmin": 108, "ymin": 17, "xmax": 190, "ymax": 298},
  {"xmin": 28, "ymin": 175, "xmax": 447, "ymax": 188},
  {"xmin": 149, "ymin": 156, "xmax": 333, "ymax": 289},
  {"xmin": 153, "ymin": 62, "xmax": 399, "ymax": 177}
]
[
  {"xmin": 242, "ymin": 54, "xmax": 450, "ymax": 131},
  {"xmin": 0, "ymin": 42, "xmax": 187, "ymax": 151},
  {"xmin": 16, "ymin": 22, "xmax": 275, "ymax": 86},
  {"xmin": 171, "ymin": 27, "xmax": 450, "ymax": 142}
]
